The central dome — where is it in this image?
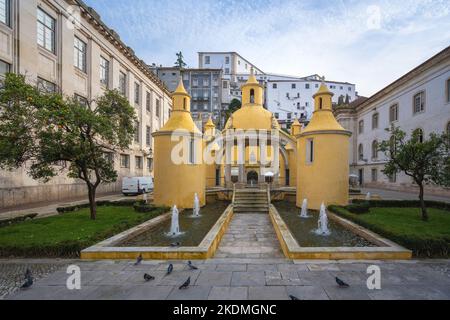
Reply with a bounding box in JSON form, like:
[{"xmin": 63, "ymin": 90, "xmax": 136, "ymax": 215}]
[{"xmin": 225, "ymin": 70, "xmax": 280, "ymax": 131}]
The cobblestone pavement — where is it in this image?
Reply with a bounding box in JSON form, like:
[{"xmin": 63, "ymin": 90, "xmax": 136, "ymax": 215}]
[
  {"xmin": 216, "ymin": 214, "xmax": 284, "ymax": 259},
  {"xmin": 3, "ymin": 259, "xmax": 450, "ymax": 300},
  {"xmin": 0, "ymin": 260, "xmax": 72, "ymax": 299}
]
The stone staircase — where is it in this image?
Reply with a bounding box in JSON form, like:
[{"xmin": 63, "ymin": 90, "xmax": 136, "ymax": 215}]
[{"xmin": 233, "ymin": 188, "xmax": 270, "ymax": 214}]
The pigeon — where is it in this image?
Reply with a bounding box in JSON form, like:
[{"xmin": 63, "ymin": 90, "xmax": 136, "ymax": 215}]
[
  {"xmin": 134, "ymin": 254, "xmax": 143, "ymax": 266},
  {"xmin": 24, "ymin": 268, "xmax": 32, "ymax": 279},
  {"xmin": 187, "ymin": 261, "xmax": 198, "ymax": 270},
  {"xmin": 336, "ymin": 277, "xmax": 350, "ymax": 288},
  {"xmin": 179, "ymin": 277, "xmax": 191, "ymax": 290},
  {"xmin": 167, "ymin": 263, "xmax": 174, "ymax": 275},
  {"xmin": 143, "ymin": 273, "xmax": 155, "ymax": 282},
  {"xmin": 20, "ymin": 276, "xmax": 33, "ymax": 289},
  {"xmin": 170, "ymin": 242, "xmax": 181, "ymax": 247},
  {"xmin": 289, "ymin": 295, "xmax": 299, "ymax": 300}
]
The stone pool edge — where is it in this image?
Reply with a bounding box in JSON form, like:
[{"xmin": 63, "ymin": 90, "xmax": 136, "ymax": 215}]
[
  {"xmin": 269, "ymin": 205, "xmax": 412, "ymax": 260},
  {"xmin": 80, "ymin": 205, "xmax": 234, "ymax": 260}
]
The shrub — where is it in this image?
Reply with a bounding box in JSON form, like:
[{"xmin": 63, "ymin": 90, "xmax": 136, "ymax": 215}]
[
  {"xmin": 133, "ymin": 201, "xmax": 155, "ymax": 213},
  {"xmin": 352, "ymin": 199, "xmax": 450, "ymax": 211},
  {"xmin": 57, "ymin": 199, "xmax": 137, "ymax": 213},
  {"xmin": 346, "ymin": 202, "xmax": 370, "ymax": 214},
  {"xmin": 0, "ymin": 213, "xmax": 38, "ymax": 227}
]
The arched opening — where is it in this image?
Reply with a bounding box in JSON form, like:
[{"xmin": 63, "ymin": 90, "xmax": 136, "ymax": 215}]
[
  {"xmin": 358, "ymin": 144, "xmax": 364, "ymax": 161},
  {"xmin": 250, "ymin": 89, "xmax": 255, "ymax": 103},
  {"xmin": 415, "ymin": 128, "xmax": 424, "ymax": 143},
  {"xmin": 319, "ymin": 98, "xmax": 323, "ymax": 109},
  {"xmin": 183, "ymin": 98, "xmax": 187, "ymax": 110},
  {"xmin": 247, "ymin": 171, "xmax": 258, "ymax": 185},
  {"xmin": 372, "ymin": 140, "xmax": 378, "ymax": 159}
]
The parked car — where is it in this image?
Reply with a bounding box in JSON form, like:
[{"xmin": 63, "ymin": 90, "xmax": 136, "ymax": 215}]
[{"xmin": 122, "ymin": 177, "xmax": 153, "ymax": 196}]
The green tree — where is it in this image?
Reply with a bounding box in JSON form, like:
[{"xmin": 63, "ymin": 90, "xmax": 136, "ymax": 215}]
[
  {"xmin": 378, "ymin": 125, "xmax": 450, "ymax": 221},
  {"xmin": 223, "ymin": 98, "xmax": 242, "ymax": 124},
  {"xmin": 174, "ymin": 51, "xmax": 187, "ymax": 68},
  {"xmin": 0, "ymin": 74, "xmax": 136, "ymax": 220}
]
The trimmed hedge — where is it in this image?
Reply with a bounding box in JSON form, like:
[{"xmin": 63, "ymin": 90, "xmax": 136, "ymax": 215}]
[
  {"xmin": 133, "ymin": 201, "xmax": 156, "ymax": 213},
  {"xmin": 346, "ymin": 202, "xmax": 370, "ymax": 214},
  {"xmin": 0, "ymin": 213, "xmax": 39, "ymax": 227},
  {"xmin": 0, "ymin": 206, "xmax": 170, "ymax": 258},
  {"xmin": 56, "ymin": 199, "xmax": 137, "ymax": 213},
  {"xmin": 352, "ymin": 199, "xmax": 450, "ymax": 211},
  {"xmin": 328, "ymin": 205, "xmax": 450, "ymax": 258}
]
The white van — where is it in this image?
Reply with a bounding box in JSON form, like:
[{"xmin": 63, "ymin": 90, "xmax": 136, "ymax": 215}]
[{"xmin": 122, "ymin": 177, "xmax": 153, "ymax": 196}]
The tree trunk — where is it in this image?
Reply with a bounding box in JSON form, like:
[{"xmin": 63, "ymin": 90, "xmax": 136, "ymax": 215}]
[
  {"xmin": 87, "ymin": 184, "xmax": 97, "ymax": 220},
  {"xmin": 418, "ymin": 183, "xmax": 428, "ymax": 222}
]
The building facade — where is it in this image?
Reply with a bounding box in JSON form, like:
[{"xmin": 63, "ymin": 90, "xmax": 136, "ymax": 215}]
[
  {"xmin": 0, "ymin": 0, "xmax": 172, "ymax": 209},
  {"xmin": 151, "ymin": 67, "xmax": 223, "ymax": 130},
  {"xmin": 335, "ymin": 46, "xmax": 450, "ymax": 196}
]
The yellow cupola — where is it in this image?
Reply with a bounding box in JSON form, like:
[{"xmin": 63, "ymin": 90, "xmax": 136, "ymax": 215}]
[
  {"xmin": 152, "ymin": 78, "xmax": 205, "ymax": 209},
  {"xmin": 296, "ymin": 83, "xmax": 351, "ymax": 210},
  {"xmin": 241, "ymin": 68, "xmax": 264, "ymax": 106},
  {"xmin": 291, "ymin": 118, "xmax": 302, "ymax": 136}
]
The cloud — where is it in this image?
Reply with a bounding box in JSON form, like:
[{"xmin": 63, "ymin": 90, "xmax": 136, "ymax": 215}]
[{"xmin": 83, "ymin": 0, "xmax": 450, "ymax": 97}]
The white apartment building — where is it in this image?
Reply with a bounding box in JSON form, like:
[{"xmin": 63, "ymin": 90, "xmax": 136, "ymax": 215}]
[
  {"xmin": 335, "ymin": 46, "xmax": 450, "ymax": 196},
  {"xmin": 0, "ymin": 0, "xmax": 172, "ymax": 209}
]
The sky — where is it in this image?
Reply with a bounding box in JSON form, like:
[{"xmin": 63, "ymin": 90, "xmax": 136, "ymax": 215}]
[{"xmin": 83, "ymin": 0, "xmax": 450, "ymax": 97}]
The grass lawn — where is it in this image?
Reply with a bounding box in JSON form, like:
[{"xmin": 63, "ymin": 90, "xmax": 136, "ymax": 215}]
[
  {"xmin": 0, "ymin": 206, "xmax": 168, "ymax": 258},
  {"xmin": 330, "ymin": 206, "xmax": 450, "ymax": 257}
]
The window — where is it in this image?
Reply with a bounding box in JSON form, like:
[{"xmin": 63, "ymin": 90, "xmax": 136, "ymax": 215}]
[
  {"xmin": 272, "ymin": 83, "xmax": 277, "ymax": 89},
  {"xmin": 146, "ymin": 126, "xmax": 151, "ymax": 146},
  {"xmin": 250, "ymin": 89, "xmax": 255, "ymax": 103},
  {"xmin": 415, "ymin": 128, "xmax": 424, "ymax": 143},
  {"xmin": 104, "ymin": 152, "xmax": 114, "ymax": 164},
  {"xmin": 37, "ymin": 8, "xmax": 56, "ymax": 53},
  {"xmin": 37, "ymin": 77, "xmax": 56, "ymax": 93},
  {"xmin": 225, "ymin": 57, "xmax": 230, "ymax": 64},
  {"xmin": 306, "ymin": 139, "xmax": 314, "ymax": 164},
  {"xmin": 372, "ymin": 140, "xmax": 378, "ymax": 159},
  {"xmin": 0, "ymin": 59, "xmax": 10, "ymax": 78},
  {"xmin": 274, "ymin": 113, "xmax": 279, "ymax": 119},
  {"xmin": 446, "ymin": 79, "xmax": 450, "ymax": 103},
  {"xmin": 134, "ymin": 121, "xmax": 140, "ymax": 143},
  {"xmin": 119, "ymin": 71, "xmax": 127, "ymax": 96},
  {"xmin": 372, "ymin": 113, "xmax": 379, "ymax": 130},
  {"xmin": 348, "ymin": 87, "xmax": 352, "ymax": 91},
  {"xmin": 413, "ymin": 91, "xmax": 425, "ymax": 114},
  {"xmin": 287, "ymin": 113, "xmax": 292, "ymax": 120},
  {"xmin": 135, "ymin": 156, "xmax": 143, "ymax": 169},
  {"xmin": 223, "ymin": 81, "xmax": 228, "ymax": 89},
  {"xmin": 340, "ymin": 86, "xmax": 343, "ymax": 90},
  {"xmin": 100, "ymin": 57, "xmax": 109, "ymax": 87},
  {"xmin": 389, "ymin": 173, "xmax": 397, "ymax": 183},
  {"xmin": 134, "ymin": 82, "xmax": 141, "ymax": 105},
  {"xmin": 74, "ymin": 37, "xmax": 87, "ymax": 72},
  {"xmin": 74, "ymin": 94, "xmax": 88, "ymax": 107},
  {"xmin": 120, "ymin": 154, "xmax": 130, "ymax": 168},
  {"xmin": 358, "ymin": 144, "xmax": 364, "ymax": 161},
  {"xmin": 189, "ymin": 138, "xmax": 195, "ymax": 164},
  {"xmin": 319, "ymin": 98, "xmax": 323, "ymax": 109},
  {"xmin": 305, "ymin": 84, "xmax": 310, "ymax": 89},
  {"xmin": 205, "ymin": 56, "xmax": 210, "ymax": 64},
  {"xmin": 0, "ymin": 0, "xmax": 10, "ymax": 26},
  {"xmin": 146, "ymin": 91, "xmax": 151, "ymax": 112},
  {"xmin": 156, "ymin": 98, "xmax": 161, "ymax": 117},
  {"xmin": 389, "ymin": 104, "xmax": 399, "ymax": 122},
  {"xmin": 358, "ymin": 120, "xmax": 364, "ymax": 134},
  {"xmin": 371, "ymin": 169, "xmax": 378, "ymax": 182},
  {"xmin": 225, "ymin": 68, "xmax": 230, "ymax": 74},
  {"xmin": 147, "ymin": 158, "xmax": 153, "ymax": 172},
  {"xmin": 291, "ymin": 84, "xmax": 296, "ymax": 89}
]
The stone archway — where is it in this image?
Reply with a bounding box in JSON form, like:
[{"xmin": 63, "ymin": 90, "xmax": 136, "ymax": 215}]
[{"xmin": 247, "ymin": 171, "xmax": 258, "ymax": 185}]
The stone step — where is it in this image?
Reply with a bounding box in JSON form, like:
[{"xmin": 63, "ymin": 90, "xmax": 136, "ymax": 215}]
[
  {"xmin": 234, "ymin": 208, "xmax": 269, "ymax": 213},
  {"xmin": 235, "ymin": 195, "xmax": 267, "ymax": 199},
  {"xmin": 234, "ymin": 200, "xmax": 268, "ymax": 204}
]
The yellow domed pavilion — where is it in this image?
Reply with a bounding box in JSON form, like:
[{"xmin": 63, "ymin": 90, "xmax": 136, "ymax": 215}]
[{"xmin": 152, "ymin": 70, "xmax": 351, "ymax": 210}]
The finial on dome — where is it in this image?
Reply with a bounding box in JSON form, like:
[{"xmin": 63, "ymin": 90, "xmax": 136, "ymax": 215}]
[
  {"xmin": 174, "ymin": 76, "xmax": 188, "ymax": 95},
  {"xmin": 205, "ymin": 114, "xmax": 215, "ymax": 128}
]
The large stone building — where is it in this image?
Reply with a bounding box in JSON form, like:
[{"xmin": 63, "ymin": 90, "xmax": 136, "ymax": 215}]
[
  {"xmin": 153, "ymin": 69, "xmax": 351, "ymax": 210},
  {"xmin": 335, "ymin": 45, "xmax": 450, "ymax": 196},
  {"xmin": 0, "ymin": 0, "xmax": 172, "ymax": 209},
  {"xmin": 150, "ymin": 67, "xmax": 223, "ymax": 129}
]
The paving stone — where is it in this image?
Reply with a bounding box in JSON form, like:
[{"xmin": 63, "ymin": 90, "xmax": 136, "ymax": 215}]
[
  {"xmin": 307, "ymin": 264, "xmax": 341, "ymax": 271},
  {"xmin": 247, "ymin": 264, "xmax": 278, "ymax": 272},
  {"xmin": 285, "ymin": 286, "xmax": 330, "ymax": 300},
  {"xmin": 231, "ymin": 271, "xmax": 266, "ymax": 287},
  {"xmin": 208, "ymin": 286, "xmax": 248, "ymax": 300},
  {"xmin": 367, "ymin": 285, "xmax": 450, "ymax": 300},
  {"xmin": 216, "ymin": 264, "xmax": 247, "ymax": 272},
  {"xmin": 323, "ymin": 285, "xmax": 372, "ymax": 300},
  {"xmin": 118, "ymin": 285, "xmax": 174, "ymax": 300},
  {"xmin": 157, "ymin": 271, "xmax": 201, "ymax": 287},
  {"xmin": 167, "ymin": 286, "xmax": 212, "ymax": 300},
  {"xmin": 195, "ymin": 271, "xmax": 232, "ymax": 286},
  {"xmin": 277, "ymin": 264, "xmax": 309, "ymax": 272},
  {"xmin": 248, "ymin": 286, "xmax": 288, "ymax": 300}
]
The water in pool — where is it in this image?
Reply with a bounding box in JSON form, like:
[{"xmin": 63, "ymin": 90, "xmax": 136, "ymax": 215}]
[
  {"xmin": 119, "ymin": 201, "xmax": 229, "ymax": 247},
  {"xmin": 274, "ymin": 201, "xmax": 377, "ymax": 247}
]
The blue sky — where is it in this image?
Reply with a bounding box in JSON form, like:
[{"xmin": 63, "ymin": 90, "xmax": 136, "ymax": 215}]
[{"xmin": 83, "ymin": 0, "xmax": 450, "ymax": 97}]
